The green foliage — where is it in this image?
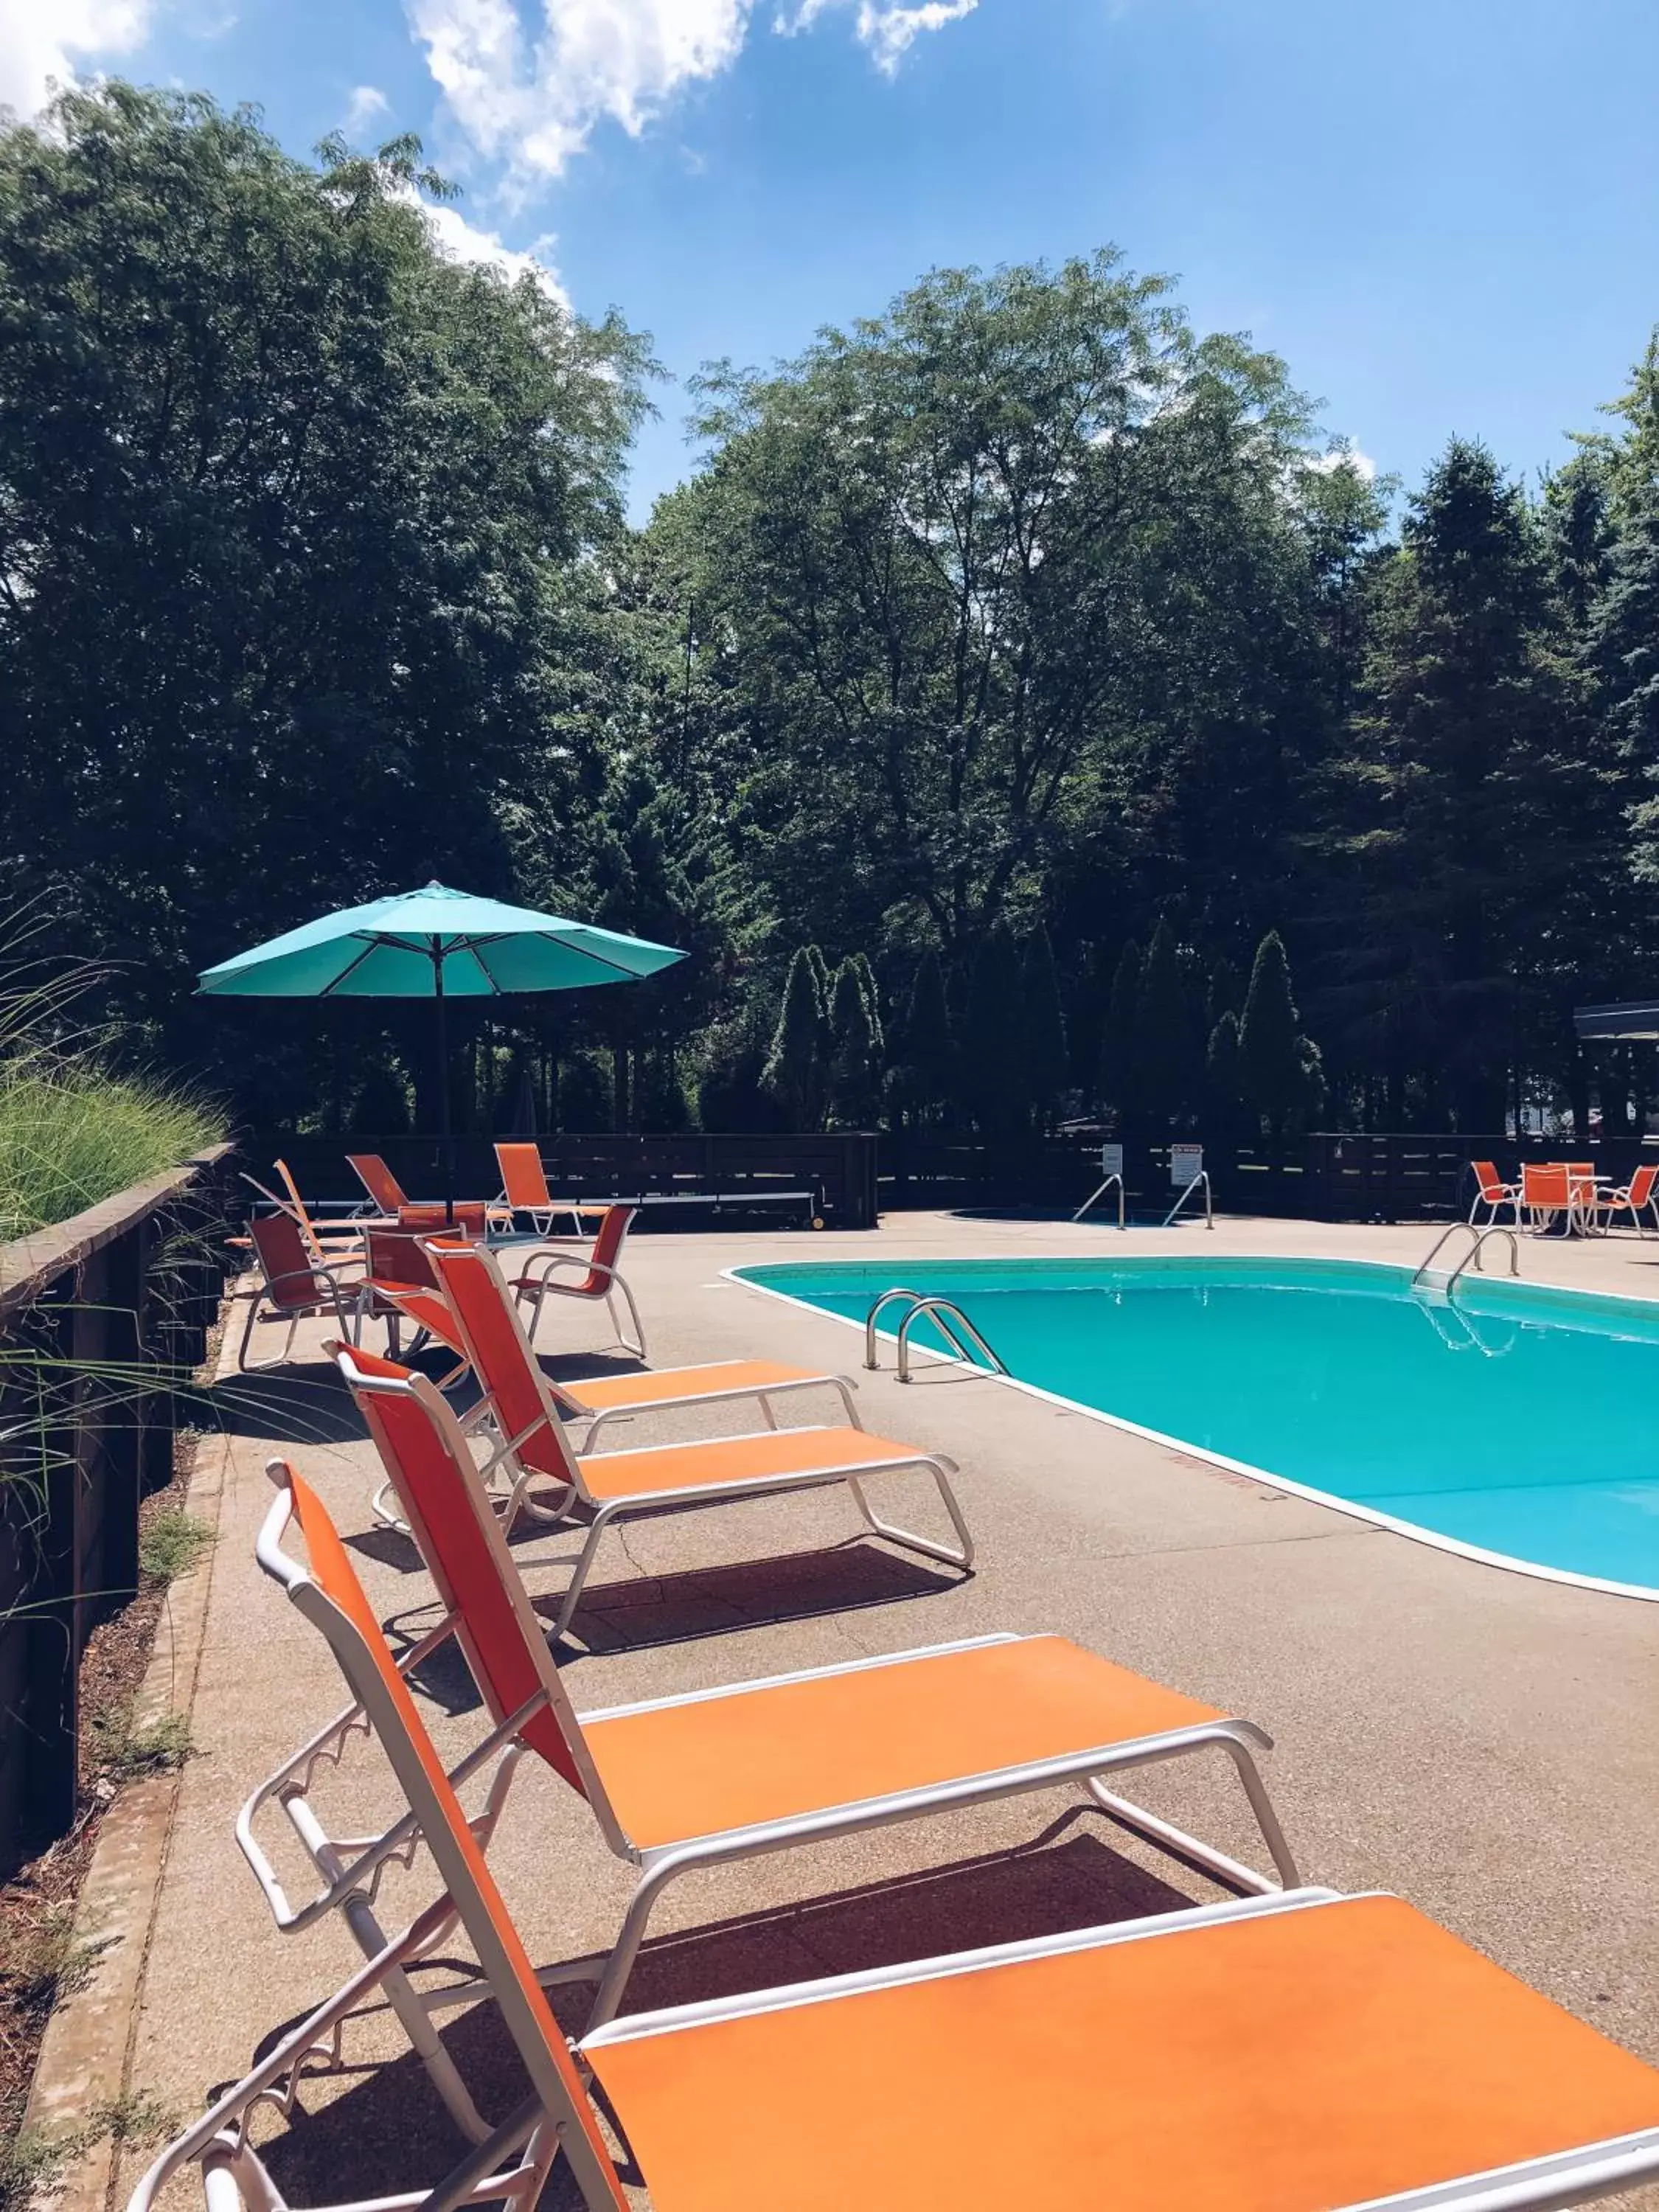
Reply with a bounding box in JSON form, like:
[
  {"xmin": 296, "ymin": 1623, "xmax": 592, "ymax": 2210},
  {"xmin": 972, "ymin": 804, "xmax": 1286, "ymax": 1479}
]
[
  {"xmin": 1205, "ymin": 1010, "xmax": 1248, "ymax": 1144},
  {"xmin": 1136, "ymin": 920, "xmax": 1201, "ymax": 1127},
  {"xmin": 88, "ymin": 1703, "xmax": 193, "ymax": 1782},
  {"xmin": 762, "ymin": 948, "xmax": 827, "ymax": 1130},
  {"xmin": 1098, "ymin": 940, "xmax": 1143, "ymax": 1127},
  {"xmin": 1022, "ymin": 928, "xmax": 1070, "ymax": 1130},
  {"xmin": 960, "ymin": 929, "xmax": 1032, "ymax": 1134},
  {"xmin": 827, "ymin": 959, "xmax": 883, "ymax": 1127},
  {"xmin": 138, "ymin": 1510, "xmax": 214, "ymax": 1585},
  {"xmin": 555, "ymin": 1051, "xmax": 612, "ymax": 1133},
  {"xmin": 349, "ymin": 1062, "xmax": 412, "ymax": 1135},
  {"xmin": 888, "ymin": 948, "xmax": 954, "ymax": 1125},
  {"xmin": 1239, "ymin": 933, "xmax": 1312, "ymax": 1138}
]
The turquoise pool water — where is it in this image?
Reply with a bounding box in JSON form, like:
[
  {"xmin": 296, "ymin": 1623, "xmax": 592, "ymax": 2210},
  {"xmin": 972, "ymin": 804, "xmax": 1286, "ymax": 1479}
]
[{"xmin": 733, "ymin": 1257, "xmax": 1659, "ymax": 1594}]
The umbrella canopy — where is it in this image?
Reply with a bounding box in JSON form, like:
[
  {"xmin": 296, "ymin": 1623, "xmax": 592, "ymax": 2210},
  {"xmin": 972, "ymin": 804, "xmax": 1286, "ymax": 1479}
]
[
  {"xmin": 196, "ymin": 881, "xmax": 684, "ymax": 998},
  {"xmin": 199, "ymin": 882, "xmax": 686, "ymax": 1215}
]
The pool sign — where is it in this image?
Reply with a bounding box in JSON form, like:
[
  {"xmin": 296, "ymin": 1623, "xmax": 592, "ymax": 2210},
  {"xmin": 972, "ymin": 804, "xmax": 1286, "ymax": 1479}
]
[
  {"xmin": 1170, "ymin": 1141, "xmax": 1204, "ymax": 1188},
  {"xmin": 1100, "ymin": 1142, "xmax": 1124, "ymax": 1179}
]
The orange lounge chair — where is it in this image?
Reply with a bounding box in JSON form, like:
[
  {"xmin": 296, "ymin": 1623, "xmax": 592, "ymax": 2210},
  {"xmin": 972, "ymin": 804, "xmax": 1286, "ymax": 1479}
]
[
  {"xmin": 506, "ymin": 1199, "xmax": 645, "ymax": 1353},
  {"xmin": 151, "ymin": 1455, "xmax": 1659, "ymax": 2212},
  {"xmin": 345, "ymin": 1151, "xmax": 409, "ymax": 1214},
  {"xmin": 243, "ymin": 1375, "xmax": 1295, "ymax": 2087},
  {"xmin": 493, "ymin": 1139, "xmax": 602, "ymax": 1238},
  {"xmin": 420, "ymin": 1239, "xmax": 971, "ymax": 1616},
  {"xmin": 1469, "ymin": 1158, "xmax": 1519, "ymax": 1225}
]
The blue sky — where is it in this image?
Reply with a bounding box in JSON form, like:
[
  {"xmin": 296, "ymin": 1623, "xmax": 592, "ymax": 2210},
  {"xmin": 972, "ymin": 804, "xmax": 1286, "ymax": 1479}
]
[{"xmin": 21, "ymin": 0, "xmax": 1659, "ymax": 519}]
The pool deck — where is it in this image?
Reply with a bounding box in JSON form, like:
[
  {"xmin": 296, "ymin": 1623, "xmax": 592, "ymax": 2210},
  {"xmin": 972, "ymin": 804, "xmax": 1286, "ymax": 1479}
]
[{"xmin": 72, "ymin": 1212, "xmax": 1659, "ymax": 2208}]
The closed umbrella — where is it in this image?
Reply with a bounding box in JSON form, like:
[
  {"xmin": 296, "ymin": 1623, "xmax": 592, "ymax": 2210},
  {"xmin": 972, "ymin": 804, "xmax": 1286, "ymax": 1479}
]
[{"xmin": 198, "ymin": 881, "xmax": 685, "ymax": 1216}]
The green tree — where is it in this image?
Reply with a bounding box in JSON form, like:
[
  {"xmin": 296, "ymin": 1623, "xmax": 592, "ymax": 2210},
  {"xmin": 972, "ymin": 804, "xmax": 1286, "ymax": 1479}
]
[
  {"xmin": 960, "ymin": 929, "xmax": 1032, "ymax": 1134},
  {"xmin": 1098, "ymin": 939, "xmax": 1143, "ymax": 1127},
  {"xmin": 1137, "ymin": 919, "xmax": 1200, "ymax": 1125},
  {"xmin": 827, "ymin": 959, "xmax": 883, "ymax": 1127},
  {"xmin": 1239, "ymin": 932, "xmax": 1319, "ymax": 1143},
  {"xmin": 1204, "ymin": 1011, "xmax": 1248, "ymax": 1147},
  {"xmin": 889, "ymin": 947, "xmax": 954, "ymax": 1126},
  {"xmin": 0, "ymin": 84, "xmax": 649, "ymax": 1126},
  {"xmin": 1022, "ymin": 927, "xmax": 1069, "ymax": 1130},
  {"xmin": 762, "ymin": 947, "xmax": 827, "ymax": 1129}
]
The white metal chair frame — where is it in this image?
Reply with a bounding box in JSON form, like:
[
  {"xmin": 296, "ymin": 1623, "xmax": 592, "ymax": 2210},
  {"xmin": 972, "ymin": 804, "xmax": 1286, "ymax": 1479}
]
[
  {"xmin": 418, "ymin": 1245, "xmax": 973, "ymax": 1623},
  {"xmin": 239, "ymin": 1372, "xmax": 1298, "ymax": 2121},
  {"xmin": 509, "ymin": 1217, "xmax": 646, "ymax": 1359},
  {"xmin": 234, "ymin": 1239, "xmax": 364, "ymax": 1374},
  {"xmin": 153, "ymin": 1469, "xmax": 1659, "ymax": 2212}
]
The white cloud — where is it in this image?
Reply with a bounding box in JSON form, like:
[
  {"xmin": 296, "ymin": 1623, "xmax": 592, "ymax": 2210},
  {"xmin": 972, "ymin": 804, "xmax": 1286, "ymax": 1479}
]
[
  {"xmin": 411, "ymin": 0, "xmax": 976, "ymax": 183},
  {"xmin": 395, "ymin": 182, "xmax": 570, "ymax": 309},
  {"xmin": 0, "ymin": 0, "xmax": 156, "ymax": 119},
  {"xmin": 1310, "ymin": 442, "xmax": 1378, "ymax": 482},
  {"xmin": 345, "ymin": 82, "xmax": 391, "ymax": 136},
  {"xmin": 408, "ymin": 0, "xmax": 752, "ymax": 183},
  {"xmin": 777, "ymin": 0, "xmax": 975, "ymax": 74}
]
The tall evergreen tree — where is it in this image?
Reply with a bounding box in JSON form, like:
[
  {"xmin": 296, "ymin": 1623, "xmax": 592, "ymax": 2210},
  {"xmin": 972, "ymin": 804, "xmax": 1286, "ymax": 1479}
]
[
  {"xmin": 1023, "ymin": 927, "xmax": 1070, "ymax": 1131},
  {"xmin": 1239, "ymin": 932, "xmax": 1318, "ymax": 1141},
  {"xmin": 827, "ymin": 958, "xmax": 883, "ymax": 1126},
  {"xmin": 762, "ymin": 947, "xmax": 827, "ymax": 1129},
  {"xmin": 1205, "ymin": 1011, "xmax": 1248, "ymax": 1147},
  {"xmin": 891, "ymin": 947, "xmax": 954, "ymax": 1125},
  {"xmin": 1137, "ymin": 919, "xmax": 1201, "ymax": 1125},
  {"xmin": 961, "ymin": 928, "xmax": 1032, "ymax": 1134}
]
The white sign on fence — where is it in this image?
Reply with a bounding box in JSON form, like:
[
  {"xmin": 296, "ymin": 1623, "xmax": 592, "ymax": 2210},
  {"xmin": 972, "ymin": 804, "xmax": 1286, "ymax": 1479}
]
[
  {"xmin": 1170, "ymin": 1141, "xmax": 1204, "ymax": 1189},
  {"xmin": 1100, "ymin": 1142, "xmax": 1124, "ymax": 1179}
]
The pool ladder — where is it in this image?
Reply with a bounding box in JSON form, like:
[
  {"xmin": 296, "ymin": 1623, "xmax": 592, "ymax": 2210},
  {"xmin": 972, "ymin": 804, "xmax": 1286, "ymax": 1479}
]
[
  {"xmin": 1411, "ymin": 1221, "xmax": 1520, "ymax": 1301},
  {"xmin": 865, "ymin": 1288, "xmax": 1010, "ymax": 1383}
]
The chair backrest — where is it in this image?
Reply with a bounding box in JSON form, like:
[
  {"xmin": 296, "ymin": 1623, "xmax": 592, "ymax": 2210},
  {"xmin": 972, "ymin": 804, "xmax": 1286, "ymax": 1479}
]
[
  {"xmin": 1630, "ymin": 1164, "xmax": 1659, "ymax": 1208},
  {"xmin": 587, "ymin": 1203, "xmax": 638, "ymax": 1284},
  {"xmin": 1522, "ymin": 1163, "xmax": 1570, "ymax": 1206},
  {"xmin": 273, "ymin": 1159, "xmax": 327, "ymax": 1255},
  {"xmin": 333, "ymin": 1345, "xmax": 594, "ymax": 1798},
  {"xmin": 424, "ymin": 1240, "xmax": 579, "ymax": 1484},
  {"xmin": 249, "ymin": 1212, "xmax": 320, "ymax": 1308},
  {"xmin": 495, "ymin": 1143, "xmax": 552, "ymax": 1211},
  {"xmin": 399, "ymin": 1200, "xmax": 488, "ymax": 1238},
  {"xmin": 347, "ymin": 1153, "xmax": 408, "ymax": 1212},
  {"xmin": 1471, "ymin": 1160, "xmax": 1506, "ymax": 1199},
  {"xmin": 260, "ymin": 1460, "xmax": 626, "ymax": 2209},
  {"xmin": 364, "ymin": 1225, "xmax": 439, "ymax": 1290}
]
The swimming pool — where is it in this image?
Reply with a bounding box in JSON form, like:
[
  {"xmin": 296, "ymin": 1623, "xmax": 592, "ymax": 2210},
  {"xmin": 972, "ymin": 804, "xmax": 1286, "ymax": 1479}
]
[{"xmin": 731, "ymin": 1256, "xmax": 1659, "ymax": 1598}]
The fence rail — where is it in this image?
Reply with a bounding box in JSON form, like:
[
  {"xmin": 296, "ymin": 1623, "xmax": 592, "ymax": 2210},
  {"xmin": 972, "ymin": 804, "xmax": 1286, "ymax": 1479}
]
[
  {"xmin": 0, "ymin": 1146, "xmax": 234, "ymax": 1877},
  {"xmin": 257, "ymin": 1132, "xmax": 880, "ymax": 1231}
]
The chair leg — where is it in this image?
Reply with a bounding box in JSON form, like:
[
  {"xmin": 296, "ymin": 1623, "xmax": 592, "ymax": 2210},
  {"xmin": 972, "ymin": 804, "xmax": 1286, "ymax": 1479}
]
[
  {"xmin": 612, "ymin": 1273, "xmax": 647, "ymax": 1358},
  {"xmin": 845, "ymin": 1461, "xmax": 975, "ymax": 1569},
  {"xmin": 551, "ymin": 1506, "xmax": 619, "ymax": 1641}
]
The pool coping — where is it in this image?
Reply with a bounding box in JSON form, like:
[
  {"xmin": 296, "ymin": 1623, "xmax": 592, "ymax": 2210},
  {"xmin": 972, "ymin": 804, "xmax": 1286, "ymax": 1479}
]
[{"xmin": 724, "ymin": 1254, "xmax": 1659, "ymax": 1607}]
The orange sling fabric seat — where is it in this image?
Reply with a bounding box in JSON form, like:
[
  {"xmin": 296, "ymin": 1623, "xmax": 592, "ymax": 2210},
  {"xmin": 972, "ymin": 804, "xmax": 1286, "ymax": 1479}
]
[
  {"xmin": 583, "ymin": 1635, "xmax": 1221, "ymax": 1851},
  {"xmin": 572, "ymin": 1424, "xmax": 919, "ymax": 1501},
  {"xmin": 587, "ymin": 1893, "xmax": 1659, "ymax": 2212},
  {"xmin": 556, "ymin": 1358, "xmax": 821, "ymax": 1413}
]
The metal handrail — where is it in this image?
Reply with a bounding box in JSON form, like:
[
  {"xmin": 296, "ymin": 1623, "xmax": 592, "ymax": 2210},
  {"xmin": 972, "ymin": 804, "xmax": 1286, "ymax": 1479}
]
[
  {"xmin": 1411, "ymin": 1221, "xmax": 1520, "ymax": 1295},
  {"xmin": 1446, "ymin": 1225, "xmax": 1520, "ymax": 1291},
  {"xmin": 895, "ymin": 1297, "xmax": 1009, "ymax": 1383},
  {"xmin": 1162, "ymin": 1171, "xmax": 1214, "ymax": 1231},
  {"xmin": 1072, "ymin": 1171, "xmax": 1127, "ymax": 1228},
  {"xmin": 864, "ymin": 1286, "xmax": 925, "ymax": 1370}
]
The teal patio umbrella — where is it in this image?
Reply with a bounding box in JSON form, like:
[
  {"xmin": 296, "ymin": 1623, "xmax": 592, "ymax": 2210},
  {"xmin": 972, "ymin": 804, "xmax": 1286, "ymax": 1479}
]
[{"xmin": 198, "ymin": 881, "xmax": 686, "ymax": 1213}]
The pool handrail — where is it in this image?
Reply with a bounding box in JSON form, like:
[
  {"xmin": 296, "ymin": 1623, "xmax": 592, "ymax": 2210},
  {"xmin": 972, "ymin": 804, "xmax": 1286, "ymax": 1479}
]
[
  {"xmin": 1413, "ymin": 1221, "xmax": 1520, "ymax": 1298},
  {"xmin": 1162, "ymin": 1169, "xmax": 1214, "ymax": 1231},
  {"xmin": 1071, "ymin": 1170, "xmax": 1127, "ymax": 1228},
  {"xmin": 895, "ymin": 1297, "xmax": 1009, "ymax": 1383}
]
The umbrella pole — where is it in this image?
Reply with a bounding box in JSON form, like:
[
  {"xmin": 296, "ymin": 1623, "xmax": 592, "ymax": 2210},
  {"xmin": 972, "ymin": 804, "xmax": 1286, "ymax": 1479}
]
[{"xmin": 432, "ymin": 942, "xmax": 454, "ymax": 1226}]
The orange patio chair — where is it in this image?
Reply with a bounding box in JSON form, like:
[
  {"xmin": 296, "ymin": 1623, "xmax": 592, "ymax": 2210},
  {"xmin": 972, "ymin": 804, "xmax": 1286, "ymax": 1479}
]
[
  {"xmin": 147, "ymin": 1453, "xmax": 1659, "ymax": 2212},
  {"xmin": 420, "ymin": 1240, "xmax": 971, "ymax": 1622},
  {"xmin": 1566, "ymin": 1161, "xmax": 1602, "ymax": 1234},
  {"xmin": 1520, "ymin": 1161, "xmax": 1573, "ymax": 1235},
  {"xmin": 507, "ymin": 1199, "xmax": 645, "ymax": 1353},
  {"xmin": 245, "ymin": 1366, "xmax": 1297, "ymax": 2078},
  {"xmin": 1599, "ymin": 1159, "xmax": 1659, "ymax": 1236},
  {"xmin": 234, "ymin": 1212, "xmax": 363, "ymax": 1371},
  {"xmin": 1468, "ymin": 1158, "xmax": 1518, "ymax": 1225},
  {"xmin": 272, "ymin": 1156, "xmax": 371, "ymax": 1259}
]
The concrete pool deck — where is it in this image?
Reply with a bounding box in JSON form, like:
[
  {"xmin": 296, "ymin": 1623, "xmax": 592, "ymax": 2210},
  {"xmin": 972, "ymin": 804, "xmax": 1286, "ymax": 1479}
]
[{"xmin": 58, "ymin": 1211, "xmax": 1659, "ymax": 2209}]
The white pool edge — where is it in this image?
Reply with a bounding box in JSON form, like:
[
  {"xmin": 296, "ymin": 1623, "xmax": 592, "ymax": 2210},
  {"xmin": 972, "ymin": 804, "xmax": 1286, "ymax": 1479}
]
[{"xmin": 723, "ymin": 1258, "xmax": 1659, "ymax": 1607}]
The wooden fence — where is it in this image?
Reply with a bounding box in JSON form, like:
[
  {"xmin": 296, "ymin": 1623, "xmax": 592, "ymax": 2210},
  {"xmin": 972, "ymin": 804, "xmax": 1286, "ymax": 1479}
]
[
  {"xmin": 255, "ymin": 1132, "xmax": 881, "ymax": 1231},
  {"xmin": 0, "ymin": 1147, "xmax": 234, "ymax": 1877}
]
